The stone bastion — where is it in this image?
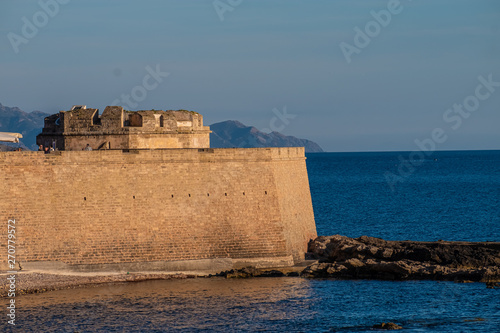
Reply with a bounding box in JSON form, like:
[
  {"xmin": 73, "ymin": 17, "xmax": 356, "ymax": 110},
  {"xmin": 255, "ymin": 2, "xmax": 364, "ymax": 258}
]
[{"xmin": 0, "ymin": 106, "xmax": 317, "ymax": 273}]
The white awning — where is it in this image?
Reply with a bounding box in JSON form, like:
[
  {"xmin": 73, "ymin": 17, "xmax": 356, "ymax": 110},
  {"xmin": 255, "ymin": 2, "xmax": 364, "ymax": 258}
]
[{"xmin": 0, "ymin": 132, "xmax": 23, "ymax": 143}]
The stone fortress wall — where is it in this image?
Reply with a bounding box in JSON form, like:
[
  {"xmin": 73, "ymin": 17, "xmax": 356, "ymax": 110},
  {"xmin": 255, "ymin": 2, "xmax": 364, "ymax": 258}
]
[{"xmin": 0, "ymin": 107, "xmax": 317, "ymax": 273}]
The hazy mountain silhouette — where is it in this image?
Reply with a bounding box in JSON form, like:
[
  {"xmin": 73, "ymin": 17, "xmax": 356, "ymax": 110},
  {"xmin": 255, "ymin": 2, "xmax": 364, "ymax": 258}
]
[
  {"xmin": 0, "ymin": 103, "xmax": 48, "ymax": 150},
  {"xmin": 210, "ymin": 120, "xmax": 324, "ymax": 152}
]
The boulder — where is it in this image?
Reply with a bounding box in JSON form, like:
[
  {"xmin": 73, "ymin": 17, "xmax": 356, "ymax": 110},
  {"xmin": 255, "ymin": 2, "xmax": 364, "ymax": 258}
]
[
  {"xmin": 303, "ymin": 235, "xmax": 500, "ymax": 282},
  {"xmin": 372, "ymin": 322, "xmax": 403, "ymax": 330}
]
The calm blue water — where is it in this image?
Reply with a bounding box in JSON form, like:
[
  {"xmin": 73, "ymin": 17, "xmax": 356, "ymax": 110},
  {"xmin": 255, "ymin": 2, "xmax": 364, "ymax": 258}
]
[
  {"xmin": 308, "ymin": 150, "xmax": 500, "ymax": 242},
  {"xmin": 2, "ymin": 150, "xmax": 499, "ymax": 332},
  {"xmin": 3, "ymin": 278, "xmax": 499, "ymax": 332}
]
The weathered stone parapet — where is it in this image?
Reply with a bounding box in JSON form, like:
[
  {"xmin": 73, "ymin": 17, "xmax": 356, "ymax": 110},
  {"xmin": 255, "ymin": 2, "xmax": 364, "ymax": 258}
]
[
  {"xmin": 0, "ymin": 147, "xmax": 307, "ymax": 165},
  {"xmin": 36, "ymin": 106, "xmax": 211, "ymax": 151}
]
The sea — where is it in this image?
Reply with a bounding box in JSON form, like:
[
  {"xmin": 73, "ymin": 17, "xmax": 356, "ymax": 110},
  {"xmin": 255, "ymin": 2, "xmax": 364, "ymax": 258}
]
[{"xmin": 3, "ymin": 150, "xmax": 499, "ymax": 332}]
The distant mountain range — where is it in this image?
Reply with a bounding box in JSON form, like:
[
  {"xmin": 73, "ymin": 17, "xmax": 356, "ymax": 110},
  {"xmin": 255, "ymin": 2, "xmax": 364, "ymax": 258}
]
[
  {"xmin": 0, "ymin": 103, "xmax": 47, "ymax": 150},
  {"xmin": 210, "ymin": 120, "xmax": 323, "ymax": 152},
  {"xmin": 0, "ymin": 144, "xmax": 19, "ymax": 151},
  {"xmin": 0, "ymin": 103, "xmax": 323, "ymax": 152}
]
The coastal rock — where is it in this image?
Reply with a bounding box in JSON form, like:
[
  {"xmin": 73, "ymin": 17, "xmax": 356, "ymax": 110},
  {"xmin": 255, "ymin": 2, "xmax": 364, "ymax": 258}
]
[
  {"xmin": 303, "ymin": 235, "xmax": 500, "ymax": 282},
  {"xmin": 219, "ymin": 267, "xmax": 261, "ymax": 278},
  {"xmin": 372, "ymin": 322, "xmax": 403, "ymax": 330},
  {"xmin": 486, "ymin": 282, "xmax": 499, "ymax": 289},
  {"xmin": 217, "ymin": 267, "xmax": 286, "ymax": 278}
]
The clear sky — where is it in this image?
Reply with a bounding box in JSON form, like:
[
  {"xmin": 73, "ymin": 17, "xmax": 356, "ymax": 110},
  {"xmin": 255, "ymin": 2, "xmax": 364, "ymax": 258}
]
[{"xmin": 1, "ymin": 0, "xmax": 499, "ymax": 152}]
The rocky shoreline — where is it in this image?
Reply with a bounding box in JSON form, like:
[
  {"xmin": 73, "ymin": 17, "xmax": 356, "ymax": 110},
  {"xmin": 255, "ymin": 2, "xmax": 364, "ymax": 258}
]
[
  {"xmin": 2, "ymin": 235, "xmax": 499, "ymax": 297},
  {"xmin": 302, "ymin": 235, "xmax": 500, "ymax": 283}
]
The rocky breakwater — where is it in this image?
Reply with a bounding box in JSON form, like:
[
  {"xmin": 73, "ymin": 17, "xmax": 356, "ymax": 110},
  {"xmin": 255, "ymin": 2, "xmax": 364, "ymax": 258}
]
[{"xmin": 302, "ymin": 235, "xmax": 500, "ymax": 283}]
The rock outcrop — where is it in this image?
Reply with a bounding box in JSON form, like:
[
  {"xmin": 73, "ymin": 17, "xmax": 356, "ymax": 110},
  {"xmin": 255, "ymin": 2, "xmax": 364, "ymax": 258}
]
[
  {"xmin": 302, "ymin": 235, "xmax": 500, "ymax": 282},
  {"xmin": 0, "ymin": 103, "xmax": 47, "ymax": 149},
  {"xmin": 216, "ymin": 267, "xmax": 300, "ymax": 278},
  {"xmin": 372, "ymin": 322, "xmax": 403, "ymax": 330}
]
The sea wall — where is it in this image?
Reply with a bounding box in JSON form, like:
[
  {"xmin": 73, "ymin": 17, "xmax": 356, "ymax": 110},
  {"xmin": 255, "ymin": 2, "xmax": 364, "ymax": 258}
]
[{"xmin": 0, "ymin": 147, "xmax": 317, "ymax": 273}]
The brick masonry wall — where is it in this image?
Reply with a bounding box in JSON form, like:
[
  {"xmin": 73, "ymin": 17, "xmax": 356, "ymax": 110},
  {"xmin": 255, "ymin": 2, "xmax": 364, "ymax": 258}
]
[
  {"xmin": 0, "ymin": 148, "xmax": 317, "ymax": 270},
  {"xmin": 39, "ymin": 131, "xmax": 210, "ymax": 151},
  {"xmin": 271, "ymin": 152, "xmax": 318, "ymax": 262}
]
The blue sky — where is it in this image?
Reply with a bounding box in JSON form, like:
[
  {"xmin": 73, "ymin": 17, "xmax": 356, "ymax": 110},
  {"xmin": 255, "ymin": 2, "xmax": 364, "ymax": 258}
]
[{"xmin": 1, "ymin": 0, "xmax": 499, "ymax": 152}]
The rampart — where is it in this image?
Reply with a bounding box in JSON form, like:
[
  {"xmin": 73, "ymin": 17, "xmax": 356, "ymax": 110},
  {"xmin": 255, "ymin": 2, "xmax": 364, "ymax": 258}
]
[{"xmin": 0, "ymin": 147, "xmax": 317, "ymax": 273}]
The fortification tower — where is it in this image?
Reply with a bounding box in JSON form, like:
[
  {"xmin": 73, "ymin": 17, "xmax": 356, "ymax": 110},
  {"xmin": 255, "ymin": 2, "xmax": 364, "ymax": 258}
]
[
  {"xmin": 2, "ymin": 105, "xmax": 317, "ymax": 273},
  {"xmin": 36, "ymin": 105, "xmax": 210, "ymax": 151}
]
